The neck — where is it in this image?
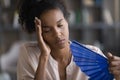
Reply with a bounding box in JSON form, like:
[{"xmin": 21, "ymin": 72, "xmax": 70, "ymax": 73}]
[{"xmin": 51, "ymin": 45, "xmax": 71, "ymax": 62}]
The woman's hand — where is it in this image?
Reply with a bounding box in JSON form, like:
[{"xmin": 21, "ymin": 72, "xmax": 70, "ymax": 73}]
[
  {"xmin": 34, "ymin": 17, "xmax": 51, "ymax": 80},
  {"xmin": 107, "ymin": 53, "xmax": 120, "ymax": 80},
  {"xmin": 34, "ymin": 17, "xmax": 51, "ymax": 56}
]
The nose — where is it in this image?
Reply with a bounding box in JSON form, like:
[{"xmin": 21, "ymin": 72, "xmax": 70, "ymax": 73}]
[{"xmin": 53, "ymin": 27, "xmax": 61, "ymax": 37}]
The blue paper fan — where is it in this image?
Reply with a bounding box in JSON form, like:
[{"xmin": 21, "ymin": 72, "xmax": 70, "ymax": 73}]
[{"xmin": 70, "ymin": 40, "xmax": 114, "ymax": 80}]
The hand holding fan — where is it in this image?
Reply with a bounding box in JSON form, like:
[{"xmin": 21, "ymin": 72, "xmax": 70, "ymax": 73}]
[{"xmin": 70, "ymin": 40, "xmax": 114, "ymax": 80}]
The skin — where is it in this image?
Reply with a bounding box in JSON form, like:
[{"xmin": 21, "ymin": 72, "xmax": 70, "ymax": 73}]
[
  {"xmin": 34, "ymin": 9, "xmax": 71, "ymax": 80},
  {"xmin": 107, "ymin": 53, "xmax": 120, "ymax": 80},
  {"xmin": 33, "ymin": 8, "xmax": 120, "ymax": 80}
]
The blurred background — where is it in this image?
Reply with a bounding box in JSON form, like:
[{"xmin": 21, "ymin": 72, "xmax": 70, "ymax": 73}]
[{"xmin": 0, "ymin": 0, "xmax": 120, "ymax": 80}]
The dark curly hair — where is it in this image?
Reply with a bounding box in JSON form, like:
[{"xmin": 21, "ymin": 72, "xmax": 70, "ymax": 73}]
[{"xmin": 18, "ymin": 0, "xmax": 69, "ymax": 33}]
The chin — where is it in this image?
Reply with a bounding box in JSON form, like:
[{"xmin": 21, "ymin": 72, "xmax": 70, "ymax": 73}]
[
  {"xmin": 56, "ymin": 43, "xmax": 68, "ymax": 50},
  {"xmin": 58, "ymin": 45, "xmax": 66, "ymax": 49}
]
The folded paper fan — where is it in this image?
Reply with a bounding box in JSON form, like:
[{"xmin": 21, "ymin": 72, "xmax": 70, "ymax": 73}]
[{"xmin": 70, "ymin": 40, "xmax": 114, "ymax": 80}]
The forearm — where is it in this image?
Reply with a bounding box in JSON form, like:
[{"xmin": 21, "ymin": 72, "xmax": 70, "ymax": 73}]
[{"xmin": 34, "ymin": 54, "xmax": 49, "ymax": 80}]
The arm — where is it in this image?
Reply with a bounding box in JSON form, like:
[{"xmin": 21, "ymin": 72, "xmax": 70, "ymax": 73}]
[
  {"xmin": 34, "ymin": 17, "xmax": 51, "ymax": 80},
  {"xmin": 34, "ymin": 54, "xmax": 48, "ymax": 80},
  {"xmin": 17, "ymin": 18, "xmax": 50, "ymax": 80}
]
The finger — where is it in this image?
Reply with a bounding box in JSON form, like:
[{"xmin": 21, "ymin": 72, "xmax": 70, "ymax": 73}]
[
  {"xmin": 109, "ymin": 67, "xmax": 120, "ymax": 75},
  {"xmin": 34, "ymin": 17, "xmax": 41, "ymax": 26},
  {"xmin": 34, "ymin": 17, "xmax": 43, "ymax": 43},
  {"xmin": 109, "ymin": 63, "xmax": 120, "ymax": 80},
  {"xmin": 34, "ymin": 17, "xmax": 42, "ymax": 32},
  {"xmin": 106, "ymin": 52, "xmax": 114, "ymax": 60},
  {"xmin": 34, "ymin": 17, "xmax": 42, "ymax": 34},
  {"xmin": 110, "ymin": 66, "xmax": 120, "ymax": 71},
  {"xmin": 112, "ymin": 70, "xmax": 120, "ymax": 76},
  {"xmin": 112, "ymin": 56, "xmax": 120, "ymax": 61},
  {"xmin": 109, "ymin": 60, "xmax": 120, "ymax": 67},
  {"xmin": 109, "ymin": 60, "xmax": 120, "ymax": 66},
  {"xmin": 107, "ymin": 52, "xmax": 120, "ymax": 61}
]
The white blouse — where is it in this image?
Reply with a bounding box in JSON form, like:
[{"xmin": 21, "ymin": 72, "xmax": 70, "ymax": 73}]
[{"xmin": 17, "ymin": 41, "xmax": 105, "ymax": 80}]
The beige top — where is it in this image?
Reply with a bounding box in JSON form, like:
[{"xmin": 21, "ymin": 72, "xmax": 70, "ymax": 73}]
[{"xmin": 17, "ymin": 41, "xmax": 105, "ymax": 80}]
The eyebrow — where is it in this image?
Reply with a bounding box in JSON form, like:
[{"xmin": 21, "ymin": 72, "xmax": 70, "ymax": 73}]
[
  {"xmin": 42, "ymin": 19, "xmax": 63, "ymax": 28},
  {"xmin": 57, "ymin": 19, "xmax": 63, "ymax": 23}
]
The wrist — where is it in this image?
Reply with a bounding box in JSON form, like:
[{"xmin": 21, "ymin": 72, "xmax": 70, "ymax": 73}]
[
  {"xmin": 40, "ymin": 50, "xmax": 50, "ymax": 56},
  {"xmin": 39, "ymin": 53, "xmax": 49, "ymax": 61}
]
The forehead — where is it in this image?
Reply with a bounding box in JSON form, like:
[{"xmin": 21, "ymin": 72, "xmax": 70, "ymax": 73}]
[{"xmin": 39, "ymin": 9, "xmax": 64, "ymax": 26}]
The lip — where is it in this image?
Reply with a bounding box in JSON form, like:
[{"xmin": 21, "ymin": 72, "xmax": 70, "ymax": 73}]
[{"xmin": 56, "ymin": 39, "xmax": 66, "ymax": 45}]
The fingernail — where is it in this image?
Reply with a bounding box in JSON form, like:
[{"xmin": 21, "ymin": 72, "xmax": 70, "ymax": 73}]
[
  {"xmin": 35, "ymin": 17, "xmax": 38, "ymax": 20},
  {"xmin": 108, "ymin": 52, "xmax": 112, "ymax": 56}
]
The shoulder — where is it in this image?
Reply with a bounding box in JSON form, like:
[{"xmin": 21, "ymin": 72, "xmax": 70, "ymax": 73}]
[
  {"xmin": 19, "ymin": 41, "xmax": 40, "ymax": 59},
  {"xmin": 18, "ymin": 41, "xmax": 40, "ymax": 70},
  {"xmin": 20, "ymin": 41, "xmax": 39, "ymax": 52},
  {"xmin": 21, "ymin": 41, "xmax": 38, "ymax": 48}
]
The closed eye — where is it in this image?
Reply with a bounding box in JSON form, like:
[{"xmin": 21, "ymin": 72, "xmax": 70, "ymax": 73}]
[
  {"xmin": 42, "ymin": 27, "xmax": 51, "ymax": 33},
  {"xmin": 57, "ymin": 19, "xmax": 64, "ymax": 28},
  {"xmin": 58, "ymin": 24, "xmax": 63, "ymax": 27}
]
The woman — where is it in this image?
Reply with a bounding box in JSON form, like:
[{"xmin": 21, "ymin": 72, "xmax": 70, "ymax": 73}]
[{"xmin": 17, "ymin": 0, "xmax": 120, "ymax": 80}]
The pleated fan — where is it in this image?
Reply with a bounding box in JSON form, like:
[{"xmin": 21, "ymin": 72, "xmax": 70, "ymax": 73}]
[{"xmin": 70, "ymin": 40, "xmax": 114, "ymax": 80}]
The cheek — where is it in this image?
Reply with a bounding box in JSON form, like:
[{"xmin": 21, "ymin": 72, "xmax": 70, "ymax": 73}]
[
  {"xmin": 64, "ymin": 22, "xmax": 69, "ymax": 34},
  {"xmin": 42, "ymin": 34, "xmax": 49, "ymax": 42},
  {"xmin": 42, "ymin": 34, "xmax": 52, "ymax": 44},
  {"xmin": 65, "ymin": 29, "xmax": 69, "ymax": 38},
  {"xmin": 64, "ymin": 26, "xmax": 69, "ymax": 35}
]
